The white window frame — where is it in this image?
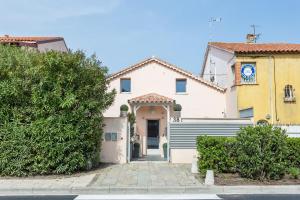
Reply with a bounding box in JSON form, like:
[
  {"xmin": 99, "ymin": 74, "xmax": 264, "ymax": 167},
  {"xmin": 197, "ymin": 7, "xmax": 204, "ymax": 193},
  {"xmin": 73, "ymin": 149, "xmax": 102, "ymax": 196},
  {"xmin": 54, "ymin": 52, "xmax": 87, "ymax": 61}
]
[
  {"xmin": 120, "ymin": 78, "xmax": 131, "ymax": 93},
  {"xmin": 284, "ymin": 84, "xmax": 296, "ymax": 102},
  {"xmin": 176, "ymin": 78, "xmax": 187, "ymax": 93}
]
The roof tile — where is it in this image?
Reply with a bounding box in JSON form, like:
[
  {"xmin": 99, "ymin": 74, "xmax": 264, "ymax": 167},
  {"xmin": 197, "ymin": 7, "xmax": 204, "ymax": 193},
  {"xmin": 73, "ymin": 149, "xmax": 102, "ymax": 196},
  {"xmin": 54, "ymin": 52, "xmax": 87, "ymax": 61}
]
[
  {"xmin": 209, "ymin": 42, "xmax": 300, "ymax": 53},
  {"xmin": 128, "ymin": 93, "xmax": 174, "ymax": 104},
  {"xmin": 0, "ymin": 36, "xmax": 64, "ymax": 43}
]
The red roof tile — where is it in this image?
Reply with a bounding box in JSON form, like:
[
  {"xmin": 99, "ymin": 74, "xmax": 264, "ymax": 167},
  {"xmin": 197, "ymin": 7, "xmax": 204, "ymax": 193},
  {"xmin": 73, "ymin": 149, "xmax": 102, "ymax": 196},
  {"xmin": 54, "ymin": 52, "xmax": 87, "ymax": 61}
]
[
  {"xmin": 0, "ymin": 35, "xmax": 64, "ymax": 43},
  {"xmin": 209, "ymin": 42, "xmax": 300, "ymax": 54},
  {"xmin": 128, "ymin": 93, "xmax": 174, "ymax": 104}
]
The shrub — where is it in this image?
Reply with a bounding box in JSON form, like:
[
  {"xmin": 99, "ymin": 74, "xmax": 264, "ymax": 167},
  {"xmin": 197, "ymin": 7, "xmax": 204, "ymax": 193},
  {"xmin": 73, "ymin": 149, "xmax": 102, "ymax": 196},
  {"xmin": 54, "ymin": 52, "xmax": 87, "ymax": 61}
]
[
  {"xmin": 197, "ymin": 136, "xmax": 237, "ymax": 174},
  {"xmin": 127, "ymin": 112, "xmax": 135, "ymax": 137},
  {"xmin": 289, "ymin": 167, "xmax": 300, "ymax": 179},
  {"xmin": 286, "ymin": 138, "xmax": 300, "ymax": 168},
  {"xmin": 120, "ymin": 104, "xmax": 129, "ymax": 111},
  {"xmin": 173, "ymin": 104, "xmax": 182, "ymax": 111},
  {"xmin": 236, "ymin": 125, "xmax": 288, "ymax": 180},
  {"xmin": 0, "ymin": 45, "xmax": 115, "ymax": 176},
  {"xmin": 163, "ymin": 143, "xmax": 168, "ymax": 149}
]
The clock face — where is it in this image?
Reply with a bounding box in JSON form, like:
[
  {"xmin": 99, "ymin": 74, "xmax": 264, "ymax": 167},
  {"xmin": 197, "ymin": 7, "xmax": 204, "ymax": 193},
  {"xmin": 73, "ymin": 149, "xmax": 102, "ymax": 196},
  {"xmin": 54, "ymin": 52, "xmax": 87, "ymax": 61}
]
[{"xmin": 241, "ymin": 64, "xmax": 255, "ymax": 78}]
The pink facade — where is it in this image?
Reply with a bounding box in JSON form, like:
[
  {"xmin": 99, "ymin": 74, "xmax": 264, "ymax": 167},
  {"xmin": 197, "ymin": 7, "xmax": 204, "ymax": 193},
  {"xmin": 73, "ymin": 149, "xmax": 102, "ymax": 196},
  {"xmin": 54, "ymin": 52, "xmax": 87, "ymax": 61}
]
[
  {"xmin": 104, "ymin": 58, "xmax": 225, "ymax": 118},
  {"xmin": 102, "ymin": 57, "xmax": 226, "ymax": 163}
]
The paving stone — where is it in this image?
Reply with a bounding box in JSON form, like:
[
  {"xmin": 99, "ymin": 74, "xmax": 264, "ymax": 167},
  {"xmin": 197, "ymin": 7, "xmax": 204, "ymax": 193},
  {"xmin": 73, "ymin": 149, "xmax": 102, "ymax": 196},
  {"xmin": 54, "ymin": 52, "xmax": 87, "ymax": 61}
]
[{"xmin": 89, "ymin": 163, "xmax": 203, "ymax": 188}]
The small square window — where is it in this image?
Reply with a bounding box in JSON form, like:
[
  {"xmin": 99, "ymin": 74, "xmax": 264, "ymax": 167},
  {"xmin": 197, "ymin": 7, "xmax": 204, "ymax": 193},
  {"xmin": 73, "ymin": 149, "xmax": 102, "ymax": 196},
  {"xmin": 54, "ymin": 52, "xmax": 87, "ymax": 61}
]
[
  {"xmin": 104, "ymin": 132, "xmax": 118, "ymax": 141},
  {"xmin": 120, "ymin": 78, "xmax": 131, "ymax": 93},
  {"xmin": 111, "ymin": 133, "xmax": 118, "ymax": 141},
  {"xmin": 176, "ymin": 79, "xmax": 186, "ymax": 93},
  {"xmin": 241, "ymin": 63, "xmax": 256, "ymax": 84},
  {"xmin": 105, "ymin": 132, "xmax": 112, "ymax": 141}
]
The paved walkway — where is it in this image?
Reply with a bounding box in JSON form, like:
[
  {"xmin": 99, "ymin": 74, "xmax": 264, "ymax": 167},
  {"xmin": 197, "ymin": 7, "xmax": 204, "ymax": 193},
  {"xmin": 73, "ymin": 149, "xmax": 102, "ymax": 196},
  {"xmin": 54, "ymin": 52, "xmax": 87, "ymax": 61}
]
[{"xmin": 90, "ymin": 163, "xmax": 202, "ymax": 187}]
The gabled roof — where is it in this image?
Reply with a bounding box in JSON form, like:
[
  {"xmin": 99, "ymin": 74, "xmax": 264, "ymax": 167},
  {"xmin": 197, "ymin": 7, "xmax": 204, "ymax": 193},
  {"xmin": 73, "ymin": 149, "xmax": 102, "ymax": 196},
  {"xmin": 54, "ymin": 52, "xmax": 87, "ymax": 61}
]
[
  {"xmin": 128, "ymin": 93, "xmax": 174, "ymax": 104},
  {"xmin": 209, "ymin": 42, "xmax": 300, "ymax": 54},
  {"xmin": 107, "ymin": 57, "xmax": 225, "ymax": 92}
]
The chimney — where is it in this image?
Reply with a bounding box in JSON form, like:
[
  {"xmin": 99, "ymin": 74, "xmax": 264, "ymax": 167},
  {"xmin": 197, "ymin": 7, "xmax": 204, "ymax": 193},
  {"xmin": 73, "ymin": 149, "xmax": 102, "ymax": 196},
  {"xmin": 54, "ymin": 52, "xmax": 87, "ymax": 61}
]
[{"xmin": 246, "ymin": 34, "xmax": 255, "ymax": 43}]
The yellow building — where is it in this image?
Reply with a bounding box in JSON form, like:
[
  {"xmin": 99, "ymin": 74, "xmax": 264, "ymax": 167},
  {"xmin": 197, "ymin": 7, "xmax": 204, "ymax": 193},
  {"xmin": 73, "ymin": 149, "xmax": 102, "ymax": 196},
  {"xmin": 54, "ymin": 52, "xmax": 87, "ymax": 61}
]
[{"xmin": 201, "ymin": 42, "xmax": 300, "ymax": 126}]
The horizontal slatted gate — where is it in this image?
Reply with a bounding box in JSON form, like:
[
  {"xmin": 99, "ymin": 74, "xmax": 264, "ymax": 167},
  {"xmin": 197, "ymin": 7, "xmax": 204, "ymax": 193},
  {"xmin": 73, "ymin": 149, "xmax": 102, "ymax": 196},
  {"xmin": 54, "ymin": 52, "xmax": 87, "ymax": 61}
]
[{"xmin": 169, "ymin": 119, "xmax": 253, "ymax": 149}]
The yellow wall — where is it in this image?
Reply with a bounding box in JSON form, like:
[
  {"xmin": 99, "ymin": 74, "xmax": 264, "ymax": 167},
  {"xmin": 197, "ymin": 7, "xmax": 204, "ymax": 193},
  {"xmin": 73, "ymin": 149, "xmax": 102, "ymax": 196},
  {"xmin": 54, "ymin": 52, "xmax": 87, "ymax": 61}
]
[{"xmin": 236, "ymin": 54, "xmax": 300, "ymax": 125}]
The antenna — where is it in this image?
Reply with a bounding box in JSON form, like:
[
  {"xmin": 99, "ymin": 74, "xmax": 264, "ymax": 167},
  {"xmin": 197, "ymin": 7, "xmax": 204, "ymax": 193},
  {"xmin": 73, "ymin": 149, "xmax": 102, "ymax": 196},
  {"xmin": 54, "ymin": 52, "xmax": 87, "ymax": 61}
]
[
  {"xmin": 209, "ymin": 17, "xmax": 222, "ymax": 41},
  {"xmin": 249, "ymin": 24, "xmax": 261, "ymax": 43}
]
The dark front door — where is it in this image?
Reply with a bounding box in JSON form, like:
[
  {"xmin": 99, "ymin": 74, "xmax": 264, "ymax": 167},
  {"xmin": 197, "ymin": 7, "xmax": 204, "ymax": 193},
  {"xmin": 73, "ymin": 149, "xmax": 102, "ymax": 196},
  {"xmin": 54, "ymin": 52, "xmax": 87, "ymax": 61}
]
[{"xmin": 147, "ymin": 120, "xmax": 159, "ymax": 149}]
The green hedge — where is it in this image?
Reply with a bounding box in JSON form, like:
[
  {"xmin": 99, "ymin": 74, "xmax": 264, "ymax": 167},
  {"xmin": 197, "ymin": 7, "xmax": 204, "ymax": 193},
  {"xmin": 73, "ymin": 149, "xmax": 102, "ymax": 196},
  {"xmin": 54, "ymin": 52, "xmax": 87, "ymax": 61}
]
[
  {"xmin": 196, "ymin": 136, "xmax": 237, "ymax": 174},
  {"xmin": 236, "ymin": 125, "xmax": 287, "ymax": 180},
  {"xmin": 0, "ymin": 45, "xmax": 115, "ymax": 176},
  {"xmin": 197, "ymin": 126, "xmax": 300, "ymax": 180},
  {"xmin": 287, "ymin": 138, "xmax": 300, "ymax": 168}
]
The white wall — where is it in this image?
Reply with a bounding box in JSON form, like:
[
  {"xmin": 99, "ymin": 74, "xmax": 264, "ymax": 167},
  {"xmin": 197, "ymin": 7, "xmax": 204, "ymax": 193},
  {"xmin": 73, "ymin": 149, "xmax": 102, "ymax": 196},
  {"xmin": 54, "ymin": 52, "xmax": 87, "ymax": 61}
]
[
  {"xmin": 279, "ymin": 125, "xmax": 300, "ymax": 137},
  {"xmin": 202, "ymin": 47, "xmax": 234, "ymax": 88},
  {"xmin": 171, "ymin": 149, "xmax": 197, "ymax": 163},
  {"xmin": 37, "ymin": 40, "xmax": 68, "ymax": 52},
  {"xmin": 104, "ymin": 61, "xmax": 226, "ymax": 119},
  {"xmin": 202, "ymin": 46, "xmax": 238, "ymax": 118},
  {"xmin": 101, "ymin": 117, "xmax": 128, "ymax": 164}
]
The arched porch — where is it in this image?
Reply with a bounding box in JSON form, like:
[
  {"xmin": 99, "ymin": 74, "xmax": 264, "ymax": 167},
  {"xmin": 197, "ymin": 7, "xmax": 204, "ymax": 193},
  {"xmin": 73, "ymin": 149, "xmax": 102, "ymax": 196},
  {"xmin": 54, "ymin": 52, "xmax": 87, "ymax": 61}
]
[{"xmin": 128, "ymin": 93, "xmax": 174, "ymax": 161}]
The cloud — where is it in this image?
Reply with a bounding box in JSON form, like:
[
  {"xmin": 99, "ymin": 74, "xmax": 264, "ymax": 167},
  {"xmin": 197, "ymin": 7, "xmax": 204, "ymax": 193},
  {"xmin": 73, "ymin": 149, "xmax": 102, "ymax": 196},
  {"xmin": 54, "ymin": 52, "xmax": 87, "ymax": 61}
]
[{"xmin": 0, "ymin": 0, "xmax": 121, "ymax": 22}]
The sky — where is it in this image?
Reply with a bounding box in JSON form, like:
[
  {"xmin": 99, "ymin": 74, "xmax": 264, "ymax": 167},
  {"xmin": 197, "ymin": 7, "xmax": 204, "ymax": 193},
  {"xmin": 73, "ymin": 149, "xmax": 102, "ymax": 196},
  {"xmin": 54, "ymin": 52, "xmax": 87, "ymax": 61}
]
[{"xmin": 1, "ymin": 0, "xmax": 300, "ymax": 74}]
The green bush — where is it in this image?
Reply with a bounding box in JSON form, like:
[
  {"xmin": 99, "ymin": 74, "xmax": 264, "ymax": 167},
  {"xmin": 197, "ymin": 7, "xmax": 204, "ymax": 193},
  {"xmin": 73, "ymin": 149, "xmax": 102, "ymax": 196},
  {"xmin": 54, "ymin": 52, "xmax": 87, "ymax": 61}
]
[
  {"xmin": 120, "ymin": 104, "xmax": 129, "ymax": 111},
  {"xmin": 286, "ymin": 138, "xmax": 300, "ymax": 168},
  {"xmin": 197, "ymin": 136, "xmax": 237, "ymax": 174},
  {"xmin": 173, "ymin": 104, "xmax": 182, "ymax": 111},
  {"xmin": 236, "ymin": 125, "xmax": 288, "ymax": 180},
  {"xmin": 0, "ymin": 45, "xmax": 115, "ymax": 176},
  {"xmin": 289, "ymin": 167, "xmax": 300, "ymax": 179}
]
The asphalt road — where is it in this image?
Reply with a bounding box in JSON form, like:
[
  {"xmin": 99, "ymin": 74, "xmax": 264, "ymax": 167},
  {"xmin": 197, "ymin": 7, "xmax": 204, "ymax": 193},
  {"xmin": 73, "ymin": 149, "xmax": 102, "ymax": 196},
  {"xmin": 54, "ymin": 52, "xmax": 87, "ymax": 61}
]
[{"xmin": 0, "ymin": 194, "xmax": 300, "ymax": 200}]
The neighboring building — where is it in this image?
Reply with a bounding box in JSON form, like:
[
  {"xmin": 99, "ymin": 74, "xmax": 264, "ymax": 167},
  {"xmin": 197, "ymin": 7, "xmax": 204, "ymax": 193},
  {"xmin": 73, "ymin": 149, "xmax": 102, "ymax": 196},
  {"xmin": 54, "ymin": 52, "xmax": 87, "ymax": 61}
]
[
  {"xmin": 102, "ymin": 57, "xmax": 227, "ymax": 163},
  {"xmin": 201, "ymin": 42, "xmax": 300, "ymax": 126},
  {"xmin": 0, "ymin": 35, "xmax": 68, "ymax": 52}
]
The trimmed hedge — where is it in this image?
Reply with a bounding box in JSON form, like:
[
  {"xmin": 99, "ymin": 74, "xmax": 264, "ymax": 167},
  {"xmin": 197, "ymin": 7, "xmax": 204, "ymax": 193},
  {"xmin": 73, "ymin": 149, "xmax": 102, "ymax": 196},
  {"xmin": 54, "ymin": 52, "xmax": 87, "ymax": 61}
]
[
  {"xmin": 197, "ymin": 126, "xmax": 300, "ymax": 181},
  {"xmin": 196, "ymin": 136, "xmax": 237, "ymax": 174},
  {"xmin": 287, "ymin": 137, "xmax": 300, "ymax": 168},
  {"xmin": 236, "ymin": 125, "xmax": 287, "ymax": 180},
  {"xmin": 0, "ymin": 45, "xmax": 115, "ymax": 176}
]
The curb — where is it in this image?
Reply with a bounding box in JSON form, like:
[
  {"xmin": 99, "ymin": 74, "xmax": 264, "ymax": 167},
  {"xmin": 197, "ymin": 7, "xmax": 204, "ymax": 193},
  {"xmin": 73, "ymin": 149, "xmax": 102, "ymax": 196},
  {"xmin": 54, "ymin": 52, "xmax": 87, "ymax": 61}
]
[{"xmin": 0, "ymin": 185, "xmax": 299, "ymax": 195}]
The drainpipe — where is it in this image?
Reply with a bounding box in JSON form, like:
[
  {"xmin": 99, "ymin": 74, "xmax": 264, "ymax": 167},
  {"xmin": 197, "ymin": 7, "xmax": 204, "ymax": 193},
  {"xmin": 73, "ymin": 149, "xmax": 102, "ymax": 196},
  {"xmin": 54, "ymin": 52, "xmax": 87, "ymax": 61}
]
[
  {"xmin": 270, "ymin": 56, "xmax": 280, "ymax": 122},
  {"xmin": 268, "ymin": 56, "xmax": 274, "ymax": 124}
]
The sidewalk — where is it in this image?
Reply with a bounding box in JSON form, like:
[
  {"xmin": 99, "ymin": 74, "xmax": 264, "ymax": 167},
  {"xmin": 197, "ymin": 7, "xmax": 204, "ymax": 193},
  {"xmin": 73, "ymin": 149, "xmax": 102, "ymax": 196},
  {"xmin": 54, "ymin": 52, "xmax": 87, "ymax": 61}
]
[{"xmin": 0, "ymin": 163, "xmax": 299, "ymax": 195}]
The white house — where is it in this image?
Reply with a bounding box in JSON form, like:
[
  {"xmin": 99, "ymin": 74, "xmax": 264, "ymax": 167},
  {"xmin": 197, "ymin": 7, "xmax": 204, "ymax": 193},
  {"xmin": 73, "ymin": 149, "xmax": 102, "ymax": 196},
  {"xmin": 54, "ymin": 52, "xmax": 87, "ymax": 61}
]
[{"xmin": 101, "ymin": 57, "xmax": 227, "ymax": 163}]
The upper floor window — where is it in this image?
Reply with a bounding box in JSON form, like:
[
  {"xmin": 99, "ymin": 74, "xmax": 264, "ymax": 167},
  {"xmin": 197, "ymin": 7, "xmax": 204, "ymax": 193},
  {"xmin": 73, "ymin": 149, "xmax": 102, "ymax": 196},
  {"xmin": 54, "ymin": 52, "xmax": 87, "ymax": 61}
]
[
  {"xmin": 241, "ymin": 63, "xmax": 256, "ymax": 84},
  {"xmin": 176, "ymin": 79, "xmax": 186, "ymax": 93},
  {"xmin": 120, "ymin": 78, "xmax": 131, "ymax": 93},
  {"xmin": 284, "ymin": 84, "xmax": 295, "ymax": 102}
]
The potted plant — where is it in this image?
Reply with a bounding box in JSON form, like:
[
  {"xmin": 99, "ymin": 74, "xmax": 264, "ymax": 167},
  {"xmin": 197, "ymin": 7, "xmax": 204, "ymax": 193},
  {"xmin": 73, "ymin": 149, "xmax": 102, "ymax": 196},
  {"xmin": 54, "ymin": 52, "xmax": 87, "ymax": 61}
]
[
  {"xmin": 173, "ymin": 103, "xmax": 182, "ymax": 121},
  {"xmin": 120, "ymin": 104, "xmax": 129, "ymax": 117}
]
